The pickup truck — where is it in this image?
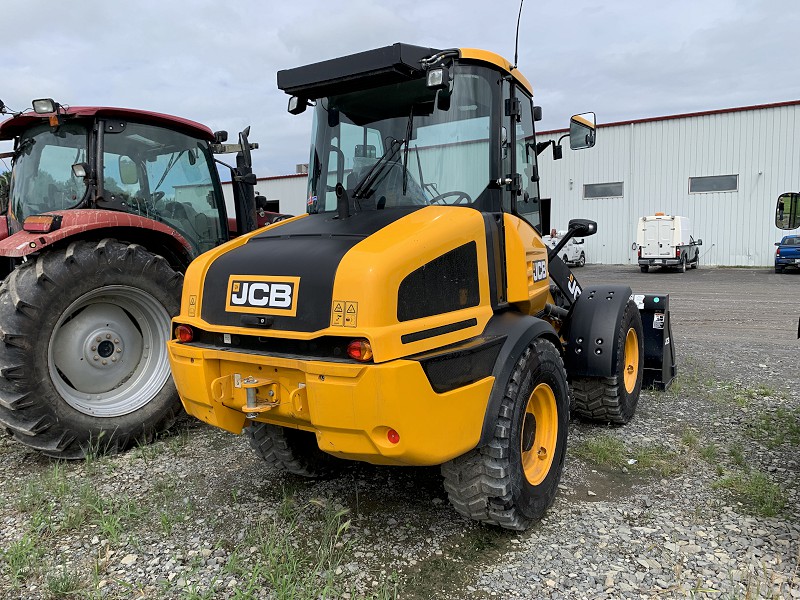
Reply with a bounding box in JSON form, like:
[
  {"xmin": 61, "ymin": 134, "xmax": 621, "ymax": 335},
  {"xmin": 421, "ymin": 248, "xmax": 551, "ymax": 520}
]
[
  {"xmin": 543, "ymin": 229, "xmax": 586, "ymax": 266},
  {"xmin": 775, "ymin": 234, "xmax": 800, "ymax": 273}
]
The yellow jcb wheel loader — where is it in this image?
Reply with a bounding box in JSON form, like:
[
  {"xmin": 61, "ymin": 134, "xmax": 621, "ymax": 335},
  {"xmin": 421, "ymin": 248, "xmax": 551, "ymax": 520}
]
[{"xmin": 167, "ymin": 44, "xmax": 675, "ymax": 530}]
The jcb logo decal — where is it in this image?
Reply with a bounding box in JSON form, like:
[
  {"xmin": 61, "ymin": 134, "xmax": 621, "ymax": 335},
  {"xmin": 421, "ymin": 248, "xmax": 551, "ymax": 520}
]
[
  {"xmin": 567, "ymin": 274, "xmax": 582, "ymax": 301},
  {"xmin": 533, "ymin": 260, "xmax": 548, "ymax": 282},
  {"xmin": 225, "ymin": 275, "xmax": 300, "ymax": 316}
]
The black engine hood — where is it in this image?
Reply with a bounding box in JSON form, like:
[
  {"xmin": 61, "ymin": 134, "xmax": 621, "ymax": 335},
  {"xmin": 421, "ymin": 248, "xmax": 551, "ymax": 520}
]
[{"xmin": 200, "ymin": 208, "xmax": 420, "ymax": 332}]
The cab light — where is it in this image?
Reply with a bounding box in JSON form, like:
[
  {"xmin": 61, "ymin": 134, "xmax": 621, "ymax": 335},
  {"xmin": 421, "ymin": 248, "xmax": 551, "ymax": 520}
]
[
  {"xmin": 174, "ymin": 325, "xmax": 194, "ymax": 343},
  {"xmin": 346, "ymin": 339, "xmax": 373, "ymax": 361},
  {"xmin": 387, "ymin": 429, "xmax": 400, "ymax": 444},
  {"xmin": 23, "ymin": 214, "xmax": 62, "ymax": 233}
]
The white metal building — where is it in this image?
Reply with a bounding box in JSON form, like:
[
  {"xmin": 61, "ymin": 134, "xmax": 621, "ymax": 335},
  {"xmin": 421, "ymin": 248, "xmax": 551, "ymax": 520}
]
[
  {"xmin": 221, "ymin": 173, "xmax": 307, "ymax": 218},
  {"xmin": 224, "ymin": 101, "xmax": 800, "ymax": 266},
  {"xmin": 537, "ymin": 100, "xmax": 800, "ymax": 266}
]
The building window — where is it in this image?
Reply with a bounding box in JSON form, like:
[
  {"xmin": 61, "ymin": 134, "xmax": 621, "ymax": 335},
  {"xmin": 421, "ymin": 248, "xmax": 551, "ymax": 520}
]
[
  {"xmin": 689, "ymin": 174, "xmax": 738, "ymax": 193},
  {"xmin": 584, "ymin": 182, "xmax": 623, "ymax": 199}
]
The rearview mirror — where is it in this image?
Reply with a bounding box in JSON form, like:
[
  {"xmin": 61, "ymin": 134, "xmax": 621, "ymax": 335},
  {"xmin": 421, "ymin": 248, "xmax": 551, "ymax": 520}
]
[
  {"xmin": 118, "ymin": 157, "xmax": 138, "ymax": 185},
  {"xmin": 568, "ymin": 218, "xmax": 597, "ymax": 237},
  {"xmin": 776, "ymin": 192, "xmax": 800, "ymax": 230},
  {"xmin": 569, "ymin": 112, "xmax": 596, "ymax": 150}
]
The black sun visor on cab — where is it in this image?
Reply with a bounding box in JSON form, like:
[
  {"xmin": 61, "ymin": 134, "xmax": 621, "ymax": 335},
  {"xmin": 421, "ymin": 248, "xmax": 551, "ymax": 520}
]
[{"xmin": 277, "ymin": 43, "xmax": 441, "ymax": 100}]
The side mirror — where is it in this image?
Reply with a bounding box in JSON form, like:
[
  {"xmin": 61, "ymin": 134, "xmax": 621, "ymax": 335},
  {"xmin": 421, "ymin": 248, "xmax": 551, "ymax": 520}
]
[
  {"xmin": 288, "ymin": 96, "xmax": 308, "ymax": 115},
  {"xmin": 118, "ymin": 157, "xmax": 138, "ymax": 185},
  {"xmin": 695, "ymin": 238, "xmax": 703, "ymax": 246},
  {"xmin": 775, "ymin": 242, "xmax": 780, "ymax": 246},
  {"xmin": 568, "ymin": 218, "xmax": 597, "ymax": 237},
  {"xmin": 569, "ymin": 112, "xmax": 596, "ymax": 150},
  {"xmin": 776, "ymin": 192, "xmax": 800, "ymax": 230}
]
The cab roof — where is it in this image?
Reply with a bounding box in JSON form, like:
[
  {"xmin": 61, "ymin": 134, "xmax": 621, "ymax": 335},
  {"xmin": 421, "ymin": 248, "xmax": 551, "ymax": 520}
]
[
  {"xmin": 277, "ymin": 42, "xmax": 533, "ymax": 100},
  {"xmin": 0, "ymin": 106, "xmax": 215, "ymax": 141}
]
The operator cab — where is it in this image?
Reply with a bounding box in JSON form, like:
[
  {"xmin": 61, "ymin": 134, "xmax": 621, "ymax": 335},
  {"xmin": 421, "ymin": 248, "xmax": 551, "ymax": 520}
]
[
  {"xmin": 280, "ymin": 44, "xmax": 595, "ymax": 234},
  {"xmin": 0, "ymin": 101, "xmax": 229, "ymax": 254}
]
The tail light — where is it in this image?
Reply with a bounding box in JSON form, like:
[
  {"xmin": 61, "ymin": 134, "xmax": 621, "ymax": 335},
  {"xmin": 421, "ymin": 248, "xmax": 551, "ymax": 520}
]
[
  {"xmin": 347, "ymin": 339, "xmax": 373, "ymax": 361},
  {"xmin": 174, "ymin": 325, "xmax": 194, "ymax": 343},
  {"xmin": 676, "ymin": 248, "xmax": 681, "ymax": 258},
  {"xmin": 637, "ymin": 247, "xmax": 641, "ymax": 258},
  {"xmin": 776, "ymin": 248, "xmax": 781, "ymax": 257},
  {"xmin": 23, "ymin": 214, "xmax": 62, "ymax": 233}
]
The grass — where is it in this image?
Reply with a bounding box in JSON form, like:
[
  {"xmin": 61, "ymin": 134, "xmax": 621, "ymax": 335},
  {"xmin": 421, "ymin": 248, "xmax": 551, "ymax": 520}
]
[
  {"xmin": 713, "ymin": 471, "xmax": 787, "ymax": 518},
  {"xmin": 746, "ymin": 407, "xmax": 800, "ymax": 448},
  {"xmin": 571, "ymin": 433, "xmax": 685, "ymax": 476}
]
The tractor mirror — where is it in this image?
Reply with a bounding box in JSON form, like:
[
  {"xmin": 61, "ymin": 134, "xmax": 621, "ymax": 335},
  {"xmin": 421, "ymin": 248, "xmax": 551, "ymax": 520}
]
[
  {"xmin": 568, "ymin": 218, "xmax": 597, "ymax": 237},
  {"xmin": 569, "ymin": 112, "xmax": 596, "ymax": 150},
  {"xmin": 118, "ymin": 157, "xmax": 138, "ymax": 185},
  {"xmin": 776, "ymin": 192, "xmax": 800, "ymax": 230},
  {"xmin": 288, "ymin": 96, "xmax": 307, "ymax": 115}
]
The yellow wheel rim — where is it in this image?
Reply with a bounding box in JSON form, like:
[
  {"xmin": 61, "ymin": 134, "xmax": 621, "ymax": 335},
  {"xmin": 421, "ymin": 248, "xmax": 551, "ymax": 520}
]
[
  {"xmin": 521, "ymin": 383, "xmax": 558, "ymax": 486},
  {"xmin": 623, "ymin": 327, "xmax": 640, "ymax": 394}
]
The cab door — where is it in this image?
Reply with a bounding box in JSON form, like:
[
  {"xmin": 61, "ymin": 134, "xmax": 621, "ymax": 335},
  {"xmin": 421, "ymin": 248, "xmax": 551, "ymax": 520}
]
[{"xmin": 502, "ymin": 82, "xmax": 550, "ymax": 316}]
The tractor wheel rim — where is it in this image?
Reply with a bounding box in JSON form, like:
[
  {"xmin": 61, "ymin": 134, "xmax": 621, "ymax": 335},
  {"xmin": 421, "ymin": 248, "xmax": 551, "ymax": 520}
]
[
  {"xmin": 48, "ymin": 285, "xmax": 171, "ymax": 417},
  {"xmin": 521, "ymin": 383, "xmax": 558, "ymax": 486},
  {"xmin": 623, "ymin": 327, "xmax": 640, "ymax": 394}
]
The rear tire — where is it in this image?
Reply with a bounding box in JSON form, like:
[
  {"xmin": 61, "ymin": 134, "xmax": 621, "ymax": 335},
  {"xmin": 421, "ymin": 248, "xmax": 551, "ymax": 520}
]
[
  {"xmin": 571, "ymin": 299, "xmax": 644, "ymax": 424},
  {"xmin": 247, "ymin": 423, "xmax": 342, "ymax": 478},
  {"xmin": 679, "ymin": 256, "xmax": 687, "ymax": 273},
  {"xmin": 0, "ymin": 240, "xmax": 182, "ymax": 458},
  {"xmin": 640, "ymin": 265, "xmax": 649, "ymax": 273},
  {"xmin": 441, "ymin": 338, "xmax": 569, "ymax": 531},
  {"xmin": 577, "ymin": 252, "xmax": 586, "ymax": 267},
  {"xmin": 775, "ymin": 266, "xmax": 784, "ymax": 273}
]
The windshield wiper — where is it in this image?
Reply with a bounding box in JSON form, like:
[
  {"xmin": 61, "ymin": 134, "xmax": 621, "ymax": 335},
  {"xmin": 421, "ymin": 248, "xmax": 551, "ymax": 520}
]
[
  {"xmin": 402, "ymin": 107, "xmax": 414, "ymax": 195},
  {"xmin": 352, "ymin": 138, "xmax": 402, "ymax": 200}
]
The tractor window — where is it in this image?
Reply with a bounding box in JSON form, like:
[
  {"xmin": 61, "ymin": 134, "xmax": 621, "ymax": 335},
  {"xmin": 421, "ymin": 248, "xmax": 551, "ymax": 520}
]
[
  {"xmin": 102, "ymin": 123, "xmax": 224, "ymax": 253},
  {"xmin": 307, "ymin": 65, "xmax": 496, "ymax": 212},
  {"xmin": 9, "ymin": 122, "xmax": 89, "ymax": 222},
  {"xmin": 514, "ymin": 95, "xmax": 541, "ymax": 230}
]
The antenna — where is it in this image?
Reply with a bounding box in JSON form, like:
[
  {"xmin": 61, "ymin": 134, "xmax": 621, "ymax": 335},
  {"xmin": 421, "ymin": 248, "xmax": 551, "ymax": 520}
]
[{"xmin": 513, "ymin": 0, "xmax": 525, "ymax": 69}]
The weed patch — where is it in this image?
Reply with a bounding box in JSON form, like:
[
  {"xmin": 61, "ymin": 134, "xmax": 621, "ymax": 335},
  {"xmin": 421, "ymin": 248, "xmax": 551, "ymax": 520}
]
[{"xmin": 714, "ymin": 471, "xmax": 786, "ymax": 517}]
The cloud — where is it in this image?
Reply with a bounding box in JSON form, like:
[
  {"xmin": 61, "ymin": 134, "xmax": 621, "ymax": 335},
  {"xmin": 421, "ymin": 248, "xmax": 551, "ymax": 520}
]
[{"xmin": 2, "ymin": 0, "xmax": 799, "ymax": 176}]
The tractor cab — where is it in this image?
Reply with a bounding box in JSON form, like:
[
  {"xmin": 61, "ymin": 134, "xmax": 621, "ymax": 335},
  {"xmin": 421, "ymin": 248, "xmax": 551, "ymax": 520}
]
[
  {"xmin": 281, "ymin": 45, "xmax": 594, "ymax": 235},
  {"xmin": 0, "ymin": 100, "xmax": 258, "ymax": 260}
]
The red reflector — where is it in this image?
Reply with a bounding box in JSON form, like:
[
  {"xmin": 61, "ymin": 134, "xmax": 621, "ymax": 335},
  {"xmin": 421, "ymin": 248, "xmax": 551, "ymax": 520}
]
[
  {"xmin": 23, "ymin": 214, "xmax": 62, "ymax": 233},
  {"xmin": 346, "ymin": 339, "xmax": 373, "ymax": 361},
  {"xmin": 174, "ymin": 325, "xmax": 194, "ymax": 343},
  {"xmin": 387, "ymin": 429, "xmax": 400, "ymax": 444}
]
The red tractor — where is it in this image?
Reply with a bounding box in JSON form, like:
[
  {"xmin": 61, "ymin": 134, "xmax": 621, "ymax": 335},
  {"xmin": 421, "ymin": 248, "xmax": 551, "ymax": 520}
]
[{"xmin": 0, "ymin": 98, "xmax": 273, "ymax": 458}]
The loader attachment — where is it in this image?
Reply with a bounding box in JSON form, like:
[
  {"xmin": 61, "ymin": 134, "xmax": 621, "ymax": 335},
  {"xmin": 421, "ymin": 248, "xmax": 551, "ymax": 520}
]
[{"xmin": 632, "ymin": 293, "xmax": 676, "ymax": 390}]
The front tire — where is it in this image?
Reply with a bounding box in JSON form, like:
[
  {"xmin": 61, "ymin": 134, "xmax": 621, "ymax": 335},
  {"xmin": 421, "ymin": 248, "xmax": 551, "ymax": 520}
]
[
  {"xmin": 441, "ymin": 338, "xmax": 569, "ymax": 531},
  {"xmin": 571, "ymin": 300, "xmax": 644, "ymax": 424},
  {"xmin": 0, "ymin": 240, "xmax": 182, "ymax": 458},
  {"xmin": 577, "ymin": 252, "xmax": 586, "ymax": 267},
  {"xmin": 247, "ymin": 423, "xmax": 342, "ymax": 478}
]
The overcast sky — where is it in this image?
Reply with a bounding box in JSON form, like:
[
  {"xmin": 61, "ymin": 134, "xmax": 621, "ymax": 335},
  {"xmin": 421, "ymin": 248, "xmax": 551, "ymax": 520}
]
[{"xmin": 2, "ymin": 0, "xmax": 798, "ymax": 178}]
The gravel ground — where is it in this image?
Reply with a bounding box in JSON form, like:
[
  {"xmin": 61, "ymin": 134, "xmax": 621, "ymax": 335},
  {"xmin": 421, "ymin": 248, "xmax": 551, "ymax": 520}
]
[{"xmin": 1, "ymin": 265, "xmax": 799, "ymax": 599}]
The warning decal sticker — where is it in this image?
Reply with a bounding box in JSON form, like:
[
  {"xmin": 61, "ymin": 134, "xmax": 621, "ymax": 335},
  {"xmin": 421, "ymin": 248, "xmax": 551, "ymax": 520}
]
[{"xmin": 331, "ymin": 300, "xmax": 358, "ymax": 328}]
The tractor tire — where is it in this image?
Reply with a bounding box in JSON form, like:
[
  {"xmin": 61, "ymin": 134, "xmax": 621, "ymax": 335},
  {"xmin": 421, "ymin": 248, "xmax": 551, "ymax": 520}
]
[
  {"xmin": 247, "ymin": 422, "xmax": 342, "ymax": 478},
  {"xmin": 577, "ymin": 252, "xmax": 586, "ymax": 267},
  {"xmin": 0, "ymin": 240, "xmax": 182, "ymax": 458},
  {"xmin": 440, "ymin": 337, "xmax": 569, "ymax": 531},
  {"xmin": 640, "ymin": 265, "xmax": 649, "ymax": 273},
  {"xmin": 571, "ymin": 300, "xmax": 644, "ymax": 425}
]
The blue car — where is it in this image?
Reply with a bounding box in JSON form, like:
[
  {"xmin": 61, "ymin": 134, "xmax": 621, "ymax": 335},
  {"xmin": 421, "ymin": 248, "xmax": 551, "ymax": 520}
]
[{"xmin": 775, "ymin": 234, "xmax": 800, "ymax": 273}]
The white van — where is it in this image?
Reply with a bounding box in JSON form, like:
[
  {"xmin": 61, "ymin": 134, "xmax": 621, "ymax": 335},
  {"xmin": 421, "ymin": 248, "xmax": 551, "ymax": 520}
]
[{"xmin": 636, "ymin": 213, "xmax": 702, "ymax": 273}]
